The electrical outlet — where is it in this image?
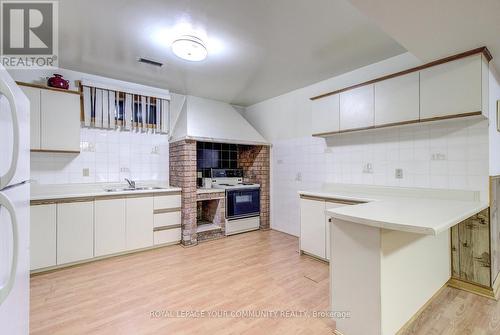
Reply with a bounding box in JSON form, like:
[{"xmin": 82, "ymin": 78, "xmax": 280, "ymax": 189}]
[
  {"xmin": 431, "ymin": 153, "xmax": 447, "ymax": 161},
  {"xmin": 395, "ymin": 168, "xmax": 403, "ymax": 179},
  {"xmin": 151, "ymin": 145, "xmax": 160, "ymax": 155},
  {"xmin": 120, "ymin": 167, "xmax": 130, "ymax": 173},
  {"xmin": 295, "ymin": 172, "xmax": 302, "ymax": 182},
  {"xmin": 363, "ymin": 163, "xmax": 373, "ymax": 174},
  {"xmin": 80, "ymin": 141, "xmax": 95, "ymax": 152},
  {"xmin": 82, "ymin": 168, "xmax": 90, "ymax": 177}
]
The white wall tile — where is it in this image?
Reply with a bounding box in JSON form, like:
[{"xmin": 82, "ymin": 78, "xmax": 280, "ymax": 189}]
[
  {"xmin": 271, "ymin": 118, "xmax": 490, "ymax": 236},
  {"xmin": 31, "ymin": 128, "xmax": 169, "ymax": 184}
]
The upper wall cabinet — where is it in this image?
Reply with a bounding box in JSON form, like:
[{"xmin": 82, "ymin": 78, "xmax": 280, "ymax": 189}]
[
  {"xmin": 374, "ymin": 72, "xmax": 419, "ymax": 126},
  {"xmin": 310, "ymin": 48, "xmax": 491, "ymax": 136},
  {"xmin": 339, "ymin": 84, "xmax": 374, "ymax": 131},
  {"xmin": 420, "ymin": 54, "xmax": 487, "ymax": 120},
  {"xmin": 19, "ymin": 83, "xmax": 81, "ymax": 153},
  {"xmin": 311, "ymin": 93, "xmax": 339, "ymax": 134}
]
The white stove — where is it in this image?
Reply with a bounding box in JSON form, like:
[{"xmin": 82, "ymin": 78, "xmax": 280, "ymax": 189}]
[
  {"xmin": 212, "ymin": 178, "xmax": 260, "ymax": 190},
  {"xmin": 210, "ymin": 169, "xmax": 260, "ymax": 190},
  {"xmin": 209, "ymin": 169, "xmax": 261, "ymax": 235}
]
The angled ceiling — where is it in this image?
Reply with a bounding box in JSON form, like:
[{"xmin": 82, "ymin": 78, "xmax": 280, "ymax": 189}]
[
  {"xmin": 347, "ymin": 0, "xmax": 500, "ymax": 74},
  {"xmin": 58, "ymin": 0, "xmax": 405, "ymax": 106}
]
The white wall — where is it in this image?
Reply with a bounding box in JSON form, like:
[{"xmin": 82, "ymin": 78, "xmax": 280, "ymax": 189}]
[
  {"xmin": 244, "ymin": 52, "xmax": 491, "ymax": 236},
  {"xmin": 10, "ymin": 68, "xmax": 174, "ymax": 185}
]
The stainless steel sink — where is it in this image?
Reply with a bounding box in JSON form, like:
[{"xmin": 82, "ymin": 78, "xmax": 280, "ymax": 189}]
[
  {"xmin": 134, "ymin": 186, "xmax": 165, "ymax": 191},
  {"xmin": 104, "ymin": 186, "xmax": 165, "ymax": 192}
]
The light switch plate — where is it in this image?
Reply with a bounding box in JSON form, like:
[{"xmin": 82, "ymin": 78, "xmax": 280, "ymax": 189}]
[
  {"xmin": 82, "ymin": 168, "xmax": 90, "ymax": 177},
  {"xmin": 395, "ymin": 168, "xmax": 403, "ymax": 179}
]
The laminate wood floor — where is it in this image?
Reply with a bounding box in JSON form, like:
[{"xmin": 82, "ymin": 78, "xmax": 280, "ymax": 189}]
[
  {"xmin": 30, "ymin": 230, "xmax": 334, "ymax": 335},
  {"xmin": 30, "ymin": 230, "xmax": 500, "ymax": 335}
]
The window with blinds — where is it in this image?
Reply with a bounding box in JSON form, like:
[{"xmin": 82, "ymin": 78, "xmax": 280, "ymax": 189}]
[{"xmin": 81, "ymin": 85, "xmax": 170, "ymax": 134}]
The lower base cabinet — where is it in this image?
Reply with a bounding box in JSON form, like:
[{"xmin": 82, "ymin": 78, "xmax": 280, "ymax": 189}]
[
  {"xmin": 95, "ymin": 199, "xmax": 127, "ymax": 257},
  {"xmin": 154, "ymin": 228, "xmax": 182, "ymax": 245},
  {"xmin": 30, "ymin": 192, "xmax": 182, "ymax": 271},
  {"xmin": 57, "ymin": 201, "xmax": 94, "ymax": 264},
  {"xmin": 30, "ymin": 204, "xmax": 57, "ymax": 270},
  {"xmin": 300, "ymin": 196, "xmax": 355, "ymax": 261},
  {"xmin": 300, "ymin": 199, "xmax": 327, "ymax": 259},
  {"xmin": 126, "ymin": 197, "xmax": 154, "ymax": 250}
]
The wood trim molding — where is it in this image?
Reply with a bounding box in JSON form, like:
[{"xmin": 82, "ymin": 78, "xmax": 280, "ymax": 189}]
[
  {"xmin": 31, "ymin": 149, "xmax": 81, "ymax": 154},
  {"xmin": 419, "ymin": 111, "xmax": 483, "ymax": 123},
  {"xmin": 31, "ymin": 191, "xmax": 181, "ymax": 205},
  {"xmin": 447, "ymin": 277, "xmax": 498, "ymax": 300},
  {"xmin": 154, "ymin": 224, "xmax": 182, "ymax": 232},
  {"xmin": 493, "ymin": 272, "xmax": 500, "ymax": 300},
  {"xmin": 396, "ymin": 283, "xmax": 449, "ymax": 334},
  {"xmin": 31, "ymin": 197, "xmax": 94, "ymax": 205},
  {"xmin": 300, "ymin": 250, "xmax": 329, "ymax": 264},
  {"xmin": 299, "ymin": 194, "xmax": 364, "ymax": 205},
  {"xmin": 16, "ymin": 81, "xmax": 81, "ymax": 95},
  {"xmin": 153, "ymin": 207, "xmax": 181, "ymax": 214},
  {"xmin": 310, "ymin": 47, "xmax": 492, "ymax": 101},
  {"xmin": 312, "ymin": 111, "xmax": 483, "ymax": 137},
  {"xmin": 30, "ymin": 241, "xmax": 180, "ymax": 275}
]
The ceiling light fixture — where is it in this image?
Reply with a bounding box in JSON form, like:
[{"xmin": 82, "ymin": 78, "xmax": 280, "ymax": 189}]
[{"xmin": 171, "ymin": 35, "xmax": 208, "ymax": 62}]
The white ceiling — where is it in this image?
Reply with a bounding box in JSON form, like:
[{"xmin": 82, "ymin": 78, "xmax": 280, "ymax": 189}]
[
  {"xmin": 347, "ymin": 0, "xmax": 500, "ymax": 74},
  {"xmin": 58, "ymin": 0, "xmax": 405, "ymax": 106}
]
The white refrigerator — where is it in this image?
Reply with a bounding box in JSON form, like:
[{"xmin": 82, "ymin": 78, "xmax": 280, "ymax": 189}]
[{"xmin": 0, "ymin": 64, "xmax": 30, "ymax": 334}]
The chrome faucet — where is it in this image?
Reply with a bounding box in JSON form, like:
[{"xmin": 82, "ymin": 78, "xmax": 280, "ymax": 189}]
[{"xmin": 125, "ymin": 178, "xmax": 136, "ymax": 189}]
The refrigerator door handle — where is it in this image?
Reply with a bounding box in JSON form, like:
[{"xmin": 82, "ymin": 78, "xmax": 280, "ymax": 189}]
[
  {"xmin": 0, "ymin": 193, "xmax": 18, "ymax": 305},
  {"xmin": 0, "ymin": 79, "xmax": 19, "ymax": 190}
]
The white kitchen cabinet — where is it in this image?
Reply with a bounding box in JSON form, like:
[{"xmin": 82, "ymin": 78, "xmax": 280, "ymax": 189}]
[
  {"xmin": 311, "ymin": 93, "xmax": 340, "ymax": 134},
  {"xmin": 41, "ymin": 89, "xmax": 81, "ymax": 152},
  {"xmin": 19, "ymin": 86, "xmax": 41, "ymax": 150},
  {"xmin": 94, "ymin": 198, "xmax": 127, "ymax": 257},
  {"xmin": 420, "ymin": 54, "xmax": 486, "ymax": 120},
  {"xmin": 339, "ymin": 84, "xmax": 374, "ymax": 131},
  {"xmin": 18, "ymin": 83, "xmax": 81, "ymax": 152},
  {"xmin": 300, "ymin": 197, "xmax": 353, "ymax": 261},
  {"xmin": 324, "ymin": 202, "xmax": 347, "ymax": 261},
  {"xmin": 126, "ymin": 197, "xmax": 154, "ymax": 250},
  {"xmin": 57, "ymin": 201, "xmax": 94, "ymax": 264},
  {"xmin": 154, "ymin": 229, "xmax": 182, "ymax": 245},
  {"xmin": 375, "ymin": 72, "xmax": 420, "ymax": 126},
  {"xmin": 300, "ymin": 198, "xmax": 327, "ymax": 259},
  {"xmin": 30, "ymin": 204, "xmax": 57, "ymax": 270}
]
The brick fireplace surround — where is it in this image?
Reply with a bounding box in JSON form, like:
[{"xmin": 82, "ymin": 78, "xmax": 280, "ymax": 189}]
[{"xmin": 169, "ymin": 140, "xmax": 270, "ymax": 246}]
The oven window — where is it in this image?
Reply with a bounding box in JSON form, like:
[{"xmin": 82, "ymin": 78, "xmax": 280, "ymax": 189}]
[
  {"xmin": 227, "ymin": 189, "xmax": 260, "ymax": 219},
  {"xmin": 235, "ymin": 194, "xmax": 252, "ymax": 203}
]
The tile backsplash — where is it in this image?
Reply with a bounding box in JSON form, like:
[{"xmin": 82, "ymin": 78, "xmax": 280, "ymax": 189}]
[
  {"xmin": 31, "ymin": 128, "xmax": 169, "ymax": 184},
  {"xmin": 271, "ymin": 118, "xmax": 490, "ymax": 236},
  {"xmin": 196, "ymin": 141, "xmax": 239, "ymax": 177}
]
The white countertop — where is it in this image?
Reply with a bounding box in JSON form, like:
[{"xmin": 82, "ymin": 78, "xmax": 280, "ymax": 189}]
[
  {"xmin": 299, "ymin": 184, "xmax": 488, "ymax": 235},
  {"xmin": 31, "ymin": 181, "xmax": 181, "ymax": 201}
]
